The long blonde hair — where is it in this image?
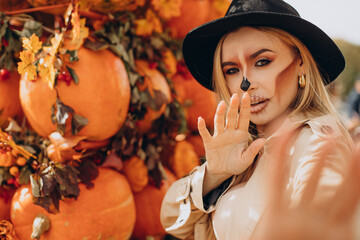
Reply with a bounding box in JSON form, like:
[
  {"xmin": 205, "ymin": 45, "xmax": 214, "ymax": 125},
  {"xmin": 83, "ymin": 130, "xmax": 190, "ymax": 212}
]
[{"xmin": 212, "ymin": 26, "xmax": 352, "ymax": 179}]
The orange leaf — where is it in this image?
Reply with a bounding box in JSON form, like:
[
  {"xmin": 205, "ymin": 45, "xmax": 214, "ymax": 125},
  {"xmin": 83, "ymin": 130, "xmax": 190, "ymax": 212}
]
[
  {"xmin": 135, "ymin": 10, "xmax": 162, "ymax": 36},
  {"xmin": 22, "ymin": 34, "xmax": 42, "ymax": 54},
  {"xmin": 17, "ymin": 50, "xmax": 37, "ymax": 81}
]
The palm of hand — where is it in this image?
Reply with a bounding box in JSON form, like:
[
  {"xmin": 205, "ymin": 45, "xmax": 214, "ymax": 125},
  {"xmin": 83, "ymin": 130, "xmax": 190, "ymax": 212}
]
[
  {"xmin": 204, "ymin": 129, "xmax": 249, "ymax": 175},
  {"xmin": 198, "ymin": 93, "xmax": 265, "ymax": 176}
]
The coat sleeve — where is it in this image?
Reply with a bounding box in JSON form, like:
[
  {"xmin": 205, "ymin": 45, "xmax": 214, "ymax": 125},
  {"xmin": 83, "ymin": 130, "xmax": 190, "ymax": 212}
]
[
  {"xmin": 160, "ymin": 163, "xmax": 236, "ymax": 239},
  {"xmin": 288, "ymin": 116, "xmax": 352, "ymax": 207}
]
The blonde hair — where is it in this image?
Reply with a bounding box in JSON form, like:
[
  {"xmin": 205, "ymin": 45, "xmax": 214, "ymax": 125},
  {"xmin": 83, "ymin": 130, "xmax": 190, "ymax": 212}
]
[{"xmin": 212, "ymin": 26, "xmax": 352, "ymax": 180}]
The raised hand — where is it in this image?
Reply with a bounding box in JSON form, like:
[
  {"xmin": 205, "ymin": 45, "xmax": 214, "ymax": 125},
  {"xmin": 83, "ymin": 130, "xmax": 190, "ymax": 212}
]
[
  {"xmin": 251, "ymin": 132, "xmax": 360, "ymax": 240},
  {"xmin": 198, "ymin": 93, "xmax": 265, "ymax": 182}
]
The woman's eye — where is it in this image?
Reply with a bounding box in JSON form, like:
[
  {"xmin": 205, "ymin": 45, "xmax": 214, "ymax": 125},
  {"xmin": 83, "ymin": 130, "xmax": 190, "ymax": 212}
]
[
  {"xmin": 255, "ymin": 59, "xmax": 271, "ymax": 66},
  {"xmin": 225, "ymin": 68, "xmax": 239, "ymax": 75}
]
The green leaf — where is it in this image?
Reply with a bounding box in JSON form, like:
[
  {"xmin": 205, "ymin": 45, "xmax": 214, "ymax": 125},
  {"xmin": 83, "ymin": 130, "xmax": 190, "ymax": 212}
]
[
  {"xmin": 65, "ymin": 50, "xmax": 79, "ymax": 62},
  {"xmin": 83, "ymin": 39, "xmax": 108, "ymax": 51},
  {"xmin": 66, "ymin": 65, "xmax": 79, "ymax": 84},
  {"xmin": 18, "ymin": 166, "xmax": 32, "ymax": 185},
  {"xmin": 109, "ymin": 43, "xmax": 130, "ymax": 62},
  {"xmin": 71, "ymin": 113, "xmax": 88, "ymax": 135}
]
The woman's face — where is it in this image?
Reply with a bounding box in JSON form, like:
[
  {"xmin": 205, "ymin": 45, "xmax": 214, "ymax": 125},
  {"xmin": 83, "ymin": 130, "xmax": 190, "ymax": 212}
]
[{"xmin": 221, "ymin": 27, "xmax": 303, "ymax": 133}]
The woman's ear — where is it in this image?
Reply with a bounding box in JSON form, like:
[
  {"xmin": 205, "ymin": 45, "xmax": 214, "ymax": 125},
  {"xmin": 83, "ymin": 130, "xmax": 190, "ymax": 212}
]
[{"xmin": 298, "ymin": 58, "xmax": 305, "ymax": 75}]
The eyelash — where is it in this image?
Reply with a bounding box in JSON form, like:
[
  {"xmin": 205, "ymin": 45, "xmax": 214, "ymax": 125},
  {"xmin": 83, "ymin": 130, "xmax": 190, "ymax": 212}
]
[
  {"xmin": 255, "ymin": 59, "xmax": 271, "ymax": 66},
  {"xmin": 224, "ymin": 59, "xmax": 271, "ymax": 75}
]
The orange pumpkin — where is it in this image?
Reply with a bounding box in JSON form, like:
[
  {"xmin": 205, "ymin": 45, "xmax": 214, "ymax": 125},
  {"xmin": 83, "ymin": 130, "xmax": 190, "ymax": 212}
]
[
  {"xmin": 123, "ymin": 156, "xmax": 149, "ymax": 193},
  {"xmin": 172, "ymin": 74, "xmax": 217, "ymax": 131},
  {"xmin": 0, "ymin": 71, "xmax": 23, "ymax": 129},
  {"xmin": 25, "ymin": 0, "xmax": 143, "ymax": 13},
  {"xmin": 0, "ymin": 0, "xmax": 30, "ymax": 11},
  {"xmin": 132, "ymin": 169, "xmax": 176, "ymax": 239},
  {"xmin": 11, "ymin": 168, "xmax": 136, "ymax": 240},
  {"xmin": 135, "ymin": 60, "xmax": 171, "ymax": 133},
  {"xmin": 207, "ymin": 0, "xmax": 231, "ymax": 21},
  {"xmin": 166, "ymin": 0, "xmax": 210, "ymax": 39},
  {"xmin": 20, "ymin": 47, "xmax": 131, "ymax": 141},
  {"xmin": 170, "ymin": 140, "xmax": 200, "ymax": 178},
  {"xmin": 0, "ymin": 188, "xmax": 15, "ymax": 221},
  {"xmin": 187, "ymin": 134, "xmax": 205, "ymax": 158}
]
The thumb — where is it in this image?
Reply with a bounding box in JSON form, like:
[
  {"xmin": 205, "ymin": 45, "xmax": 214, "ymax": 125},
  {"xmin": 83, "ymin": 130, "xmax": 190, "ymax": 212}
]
[{"xmin": 243, "ymin": 138, "xmax": 266, "ymax": 163}]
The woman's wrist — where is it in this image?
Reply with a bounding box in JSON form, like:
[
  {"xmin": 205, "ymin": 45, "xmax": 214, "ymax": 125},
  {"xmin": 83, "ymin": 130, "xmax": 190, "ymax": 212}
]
[{"xmin": 203, "ymin": 165, "xmax": 233, "ymax": 196}]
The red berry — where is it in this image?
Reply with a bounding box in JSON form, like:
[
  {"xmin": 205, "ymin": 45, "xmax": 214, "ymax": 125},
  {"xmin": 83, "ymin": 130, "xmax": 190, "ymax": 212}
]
[
  {"xmin": 57, "ymin": 72, "xmax": 64, "ymax": 81},
  {"xmin": 149, "ymin": 62, "xmax": 158, "ymax": 69},
  {"xmin": 0, "ymin": 69, "xmax": 10, "ymax": 81},
  {"xmin": 1, "ymin": 39, "xmax": 9, "ymax": 47},
  {"xmin": 65, "ymin": 74, "xmax": 72, "ymax": 82}
]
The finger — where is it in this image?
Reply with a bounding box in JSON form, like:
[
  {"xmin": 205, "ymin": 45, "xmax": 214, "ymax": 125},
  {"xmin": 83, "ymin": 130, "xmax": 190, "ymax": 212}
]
[
  {"xmin": 267, "ymin": 130, "xmax": 297, "ymax": 211},
  {"xmin": 238, "ymin": 93, "xmax": 251, "ymax": 131},
  {"xmin": 298, "ymin": 139, "xmax": 334, "ymax": 208},
  {"xmin": 214, "ymin": 101, "xmax": 226, "ymax": 136},
  {"xmin": 198, "ymin": 117, "xmax": 212, "ymax": 144},
  {"xmin": 242, "ymin": 138, "xmax": 266, "ymax": 165},
  {"xmin": 331, "ymin": 144, "xmax": 360, "ymax": 221},
  {"xmin": 226, "ymin": 94, "xmax": 240, "ymax": 130}
]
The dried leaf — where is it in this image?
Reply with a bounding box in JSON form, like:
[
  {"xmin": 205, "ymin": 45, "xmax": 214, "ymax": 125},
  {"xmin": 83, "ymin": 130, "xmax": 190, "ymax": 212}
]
[
  {"xmin": 22, "ymin": 33, "xmax": 42, "ymax": 54},
  {"xmin": 71, "ymin": 18, "xmax": 89, "ymax": 49},
  {"xmin": 38, "ymin": 55, "xmax": 56, "ymax": 89},
  {"xmin": 47, "ymin": 132, "xmax": 86, "ymax": 163},
  {"xmin": 77, "ymin": 160, "xmax": 98, "ymax": 188},
  {"xmin": 134, "ymin": 10, "xmax": 162, "ymax": 36},
  {"xmin": 17, "ymin": 50, "xmax": 37, "ymax": 81},
  {"xmin": 71, "ymin": 113, "xmax": 88, "ymax": 135},
  {"xmin": 53, "ymin": 98, "xmax": 74, "ymax": 135}
]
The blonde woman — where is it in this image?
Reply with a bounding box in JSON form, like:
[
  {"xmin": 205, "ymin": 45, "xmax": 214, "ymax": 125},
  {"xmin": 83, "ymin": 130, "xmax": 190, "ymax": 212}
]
[{"xmin": 161, "ymin": 0, "xmax": 354, "ymax": 239}]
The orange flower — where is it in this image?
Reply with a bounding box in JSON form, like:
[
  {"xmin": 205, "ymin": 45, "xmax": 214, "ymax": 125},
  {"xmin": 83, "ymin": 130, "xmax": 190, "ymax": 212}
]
[
  {"xmin": 151, "ymin": 0, "xmax": 182, "ymax": 20},
  {"xmin": 135, "ymin": 10, "xmax": 163, "ymax": 36}
]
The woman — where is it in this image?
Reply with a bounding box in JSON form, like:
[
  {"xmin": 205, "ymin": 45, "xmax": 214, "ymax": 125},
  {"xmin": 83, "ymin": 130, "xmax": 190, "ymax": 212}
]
[{"xmin": 160, "ymin": 0, "xmax": 354, "ymax": 239}]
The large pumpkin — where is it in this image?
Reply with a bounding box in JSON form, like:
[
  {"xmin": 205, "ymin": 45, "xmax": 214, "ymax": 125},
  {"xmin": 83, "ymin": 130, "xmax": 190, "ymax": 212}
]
[
  {"xmin": 132, "ymin": 169, "xmax": 176, "ymax": 240},
  {"xmin": 0, "ymin": 187, "xmax": 15, "ymax": 221},
  {"xmin": 207, "ymin": 0, "xmax": 231, "ymax": 21},
  {"xmin": 135, "ymin": 60, "xmax": 171, "ymax": 133},
  {"xmin": 0, "ymin": 71, "xmax": 23, "ymax": 128},
  {"xmin": 0, "ymin": 0, "xmax": 30, "ymax": 11},
  {"xmin": 25, "ymin": 0, "xmax": 143, "ymax": 13},
  {"xmin": 11, "ymin": 168, "xmax": 136, "ymax": 240},
  {"xmin": 166, "ymin": 0, "xmax": 210, "ymax": 39},
  {"xmin": 172, "ymin": 74, "xmax": 217, "ymax": 131},
  {"xmin": 169, "ymin": 140, "xmax": 200, "ymax": 178},
  {"xmin": 20, "ymin": 47, "xmax": 131, "ymax": 141}
]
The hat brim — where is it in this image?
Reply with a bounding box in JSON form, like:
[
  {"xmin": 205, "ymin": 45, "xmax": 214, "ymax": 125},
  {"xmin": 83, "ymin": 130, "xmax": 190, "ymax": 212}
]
[{"xmin": 182, "ymin": 12, "xmax": 345, "ymax": 90}]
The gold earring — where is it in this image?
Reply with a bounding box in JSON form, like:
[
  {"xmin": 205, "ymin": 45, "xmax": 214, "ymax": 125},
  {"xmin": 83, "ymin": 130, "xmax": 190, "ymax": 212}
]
[{"xmin": 298, "ymin": 75, "xmax": 306, "ymax": 88}]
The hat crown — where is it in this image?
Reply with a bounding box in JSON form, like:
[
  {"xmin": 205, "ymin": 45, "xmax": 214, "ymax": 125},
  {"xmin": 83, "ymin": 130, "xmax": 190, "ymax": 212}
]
[{"xmin": 226, "ymin": 0, "xmax": 300, "ymax": 17}]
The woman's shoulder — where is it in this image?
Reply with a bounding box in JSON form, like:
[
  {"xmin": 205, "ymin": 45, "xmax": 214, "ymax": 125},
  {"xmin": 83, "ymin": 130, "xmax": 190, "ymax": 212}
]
[
  {"xmin": 302, "ymin": 114, "xmax": 342, "ymax": 139},
  {"xmin": 291, "ymin": 114, "xmax": 352, "ymax": 172}
]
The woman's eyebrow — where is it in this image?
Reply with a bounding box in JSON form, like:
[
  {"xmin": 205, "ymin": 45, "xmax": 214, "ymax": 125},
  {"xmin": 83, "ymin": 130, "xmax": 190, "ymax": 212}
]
[
  {"xmin": 249, "ymin": 48, "xmax": 275, "ymax": 59},
  {"xmin": 221, "ymin": 62, "xmax": 237, "ymax": 68}
]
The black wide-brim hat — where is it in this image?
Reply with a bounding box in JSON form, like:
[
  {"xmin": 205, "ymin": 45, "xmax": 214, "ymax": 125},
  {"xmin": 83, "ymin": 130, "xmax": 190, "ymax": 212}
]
[{"xmin": 182, "ymin": 0, "xmax": 345, "ymax": 90}]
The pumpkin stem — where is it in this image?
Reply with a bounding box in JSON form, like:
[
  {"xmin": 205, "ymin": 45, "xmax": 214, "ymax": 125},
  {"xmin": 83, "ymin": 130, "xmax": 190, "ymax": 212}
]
[{"xmin": 31, "ymin": 214, "xmax": 51, "ymax": 240}]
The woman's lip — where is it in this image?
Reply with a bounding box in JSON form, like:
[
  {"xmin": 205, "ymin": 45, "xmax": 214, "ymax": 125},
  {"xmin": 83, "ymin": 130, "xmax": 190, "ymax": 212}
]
[{"xmin": 250, "ymin": 99, "xmax": 269, "ymax": 113}]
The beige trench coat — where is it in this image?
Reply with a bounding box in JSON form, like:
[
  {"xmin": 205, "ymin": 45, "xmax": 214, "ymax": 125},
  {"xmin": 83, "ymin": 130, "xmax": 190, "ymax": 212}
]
[{"xmin": 160, "ymin": 115, "xmax": 352, "ymax": 240}]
